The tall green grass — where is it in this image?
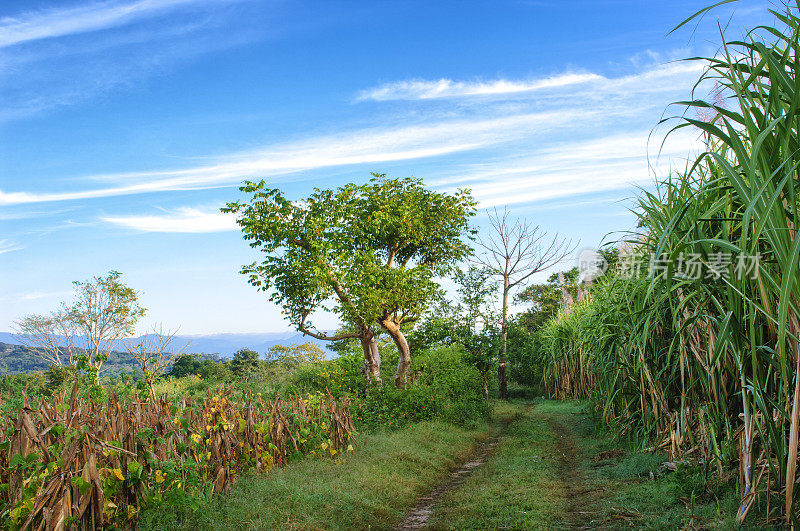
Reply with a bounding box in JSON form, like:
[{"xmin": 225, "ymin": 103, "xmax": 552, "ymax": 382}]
[{"xmin": 537, "ymin": 1, "xmax": 800, "ymax": 523}]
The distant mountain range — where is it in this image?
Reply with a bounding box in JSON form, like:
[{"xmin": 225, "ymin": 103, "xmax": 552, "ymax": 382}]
[{"xmin": 0, "ymin": 331, "xmax": 328, "ymax": 358}]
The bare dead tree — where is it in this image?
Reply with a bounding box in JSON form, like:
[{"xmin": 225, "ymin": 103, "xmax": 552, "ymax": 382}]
[
  {"xmin": 13, "ymin": 309, "xmax": 78, "ymax": 367},
  {"xmin": 476, "ymin": 207, "xmax": 575, "ymax": 399},
  {"xmin": 125, "ymin": 324, "xmax": 188, "ymax": 401}
]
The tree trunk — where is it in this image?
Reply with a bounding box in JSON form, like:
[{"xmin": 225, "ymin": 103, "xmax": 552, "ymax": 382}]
[
  {"xmin": 499, "ymin": 282, "xmax": 509, "ymax": 400},
  {"xmin": 360, "ymin": 331, "xmax": 382, "ymax": 384},
  {"xmin": 370, "ymin": 336, "xmax": 382, "ymax": 382},
  {"xmin": 381, "ymin": 319, "xmax": 411, "ymax": 388},
  {"xmin": 148, "ymin": 378, "xmax": 157, "ymax": 402}
]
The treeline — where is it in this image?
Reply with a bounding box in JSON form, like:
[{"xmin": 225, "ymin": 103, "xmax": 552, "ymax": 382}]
[{"xmin": 0, "ymin": 341, "xmax": 226, "ymax": 376}]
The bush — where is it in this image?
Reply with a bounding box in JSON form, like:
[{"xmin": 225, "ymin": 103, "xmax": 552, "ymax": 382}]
[
  {"xmin": 0, "ymin": 372, "xmax": 48, "ymax": 413},
  {"xmin": 291, "ymin": 350, "xmax": 368, "ymax": 399},
  {"xmin": 291, "ymin": 344, "xmax": 488, "ymax": 431}
]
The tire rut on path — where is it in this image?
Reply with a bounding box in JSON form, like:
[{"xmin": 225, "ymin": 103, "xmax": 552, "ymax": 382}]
[
  {"xmin": 395, "ymin": 423, "xmax": 510, "ymax": 530},
  {"xmin": 547, "ymin": 415, "xmax": 602, "ymax": 529}
]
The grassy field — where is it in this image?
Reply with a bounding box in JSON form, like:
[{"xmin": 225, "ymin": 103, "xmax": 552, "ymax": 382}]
[{"xmin": 138, "ymin": 419, "xmax": 492, "ymax": 530}]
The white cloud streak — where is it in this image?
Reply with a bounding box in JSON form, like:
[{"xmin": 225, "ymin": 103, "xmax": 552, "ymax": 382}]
[
  {"xmin": 101, "ymin": 206, "xmax": 238, "ymax": 232},
  {"xmin": 0, "ymin": 240, "xmax": 23, "ymax": 254},
  {"xmin": 454, "ymin": 128, "xmax": 704, "ymax": 208},
  {"xmin": 0, "ymin": 0, "xmax": 233, "ymax": 48},
  {"xmin": 1, "ymin": 58, "xmax": 708, "ymax": 207},
  {"xmin": 1, "ymin": 109, "xmax": 585, "ymax": 205},
  {"xmin": 355, "ymin": 72, "xmax": 603, "ymax": 101},
  {"xmin": 356, "ymin": 62, "xmax": 703, "ymax": 102}
]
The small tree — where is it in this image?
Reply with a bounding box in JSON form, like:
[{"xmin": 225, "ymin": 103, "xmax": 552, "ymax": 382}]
[
  {"xmin": 13, "ymin": 310, "xmax": 78, "ymax": 367},
  {"xmin": 68, "ymin": 271, "xmax": 146, "ymax": 383},
  {"xmin": 13, "ymin": 271, "xmax": 145, "ymax": 383},
  {"xmin": 125, "ymin": 324, "xmax": 187, "ymax": 400},
  {"xmin": 223, "ymin": 174, "xmax": 475, "ymax": 388},
  {"xmin": 230, "ymin": 348, "xmax": 262, "ymax": 381},
  {"xmin": 267, "ymin": 343, "xmax": 326, "ymax": 367},
  {"xmin": 454, "ymin": 266, "xmax": 500, "ymax": 399},
  {"xmin": 476, "ymin": 208, "xmax": 574, "ymax": 399}
]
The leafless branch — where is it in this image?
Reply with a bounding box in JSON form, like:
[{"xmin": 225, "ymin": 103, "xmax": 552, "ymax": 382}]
[
  {"xmin": 475, "ymin": 207, "xmax": 576, "ymax": 294},
  {"xmin": 12, "ymin": 310, "xmax": 78, "ymax": 367},
  {"xmin": 125, "ymin": 323, "xmax": 188, "ymax": 400},
  {"xmin": 474, "ymin": 206, "xmax": 577, "ymax": 399}
]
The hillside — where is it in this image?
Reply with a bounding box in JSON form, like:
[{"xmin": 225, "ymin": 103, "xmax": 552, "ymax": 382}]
[
  {"xmin": 0, "ymin": 331, "xmax": 326, "ymax": 359},
  {"xmin": 0, "ymin": 342, "xmax": 141, "ymax": 375},
  {"xmin": 0, "ymin": 331, "xmax": 327, "ymax": 375}
]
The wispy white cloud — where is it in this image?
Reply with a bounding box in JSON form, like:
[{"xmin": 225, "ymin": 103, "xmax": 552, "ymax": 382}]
[
  {"xmin": 0, "ymin": 0, "xmax": 237, "ymax": 48},
  {"xmin": 0, "ymin": 290, "xmax": 72, "ymax": 302},
  {"xmin": 355, "ymin": 72, "xmax": 602, "ymax": 101},
  {"xmin": 98, "ymin": 129, "xmax": 704, "ymax": 234},
  {"xmin": 0, "ymin": 109, "xmax": 586, "ymax": 205},
  {"xmin": 1, "ymin": 58, "xmax": 708, "ymax": 207},
  {"xmin": 101, "ymin": 206, "xmax": 237, "ymax": 232},
  {"xmin": 0, "ymin": 240, "xmax": 23, "ymax": 254},
  {"xmin": 355, "ymin": 61, "xmax": 704, "ymax": 102},
  {"xmin": 451, "ymin": 128, "xmax": 704, "ymax": 208}
]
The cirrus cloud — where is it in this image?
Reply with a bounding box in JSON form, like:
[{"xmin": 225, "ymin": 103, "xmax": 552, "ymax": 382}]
[{"xmin": 101, "ymin": 206, "xmax": 237, "ymax": 233}]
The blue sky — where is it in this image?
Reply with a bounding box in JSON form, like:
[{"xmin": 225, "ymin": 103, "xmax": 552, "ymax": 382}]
[{"xmin": 0, "ymin": 0, "xmax": 771, "ymax": 334}]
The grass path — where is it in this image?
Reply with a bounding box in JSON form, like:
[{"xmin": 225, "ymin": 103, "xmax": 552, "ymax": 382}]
[
  {"xmin": 396, "ymin": 408, "xmax": 516, "ymax": 529},
  {"xmin": 140, "ymin": 398, "xmax": 742, "ymax": 529},
  {"xmin": 427, "ymin": 400, "xmax": 740, "ymax": 529}
]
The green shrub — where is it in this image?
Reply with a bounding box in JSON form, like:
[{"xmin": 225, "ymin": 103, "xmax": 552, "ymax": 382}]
[{"xmin": 291, "ymin": 344, "xmax": 489, "ymax": 431}]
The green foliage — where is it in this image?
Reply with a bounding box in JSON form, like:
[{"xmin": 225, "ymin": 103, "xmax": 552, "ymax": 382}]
[
  {"xmin": 229, "ymin": 348, "xmax": 261, "ymax": 380},
  {"xmin": 292, "ymin": 351, "xmax": 369, "ymax": 399},
  {"xmin": 197, "ymin": 359, "xmax": 230, "ymax": 382},
  {"xmin": 168, "ymin": 354, "xmax": 202, "ymax": 378},
  {"xmin": 44, "ymin": 364, "xmax": 73, "ymax": 392},
  {"xmin": 523, "ymin": 2, "xmax": 800, "ymax": 521},
  {"xmin": 266, "ymin": 342, "xmax": 326, "ymax": 368},
  {"xmin": 407, "ymin": 265, "xmax": 500, "ymax": 395},
  {"xmin": 0, "ymin": 341, "xmax": 146, "ymax": 376},
  {"xmin": 292, "ymin": 344, "xmax": 488, "ymax": 430},
  {"xmin": 514, "ymin": 267, "xmax": 578, "ymax": 333},
  {"xmin": 222, "ymin": 174, "xmax": 477, "ymax": 369}
]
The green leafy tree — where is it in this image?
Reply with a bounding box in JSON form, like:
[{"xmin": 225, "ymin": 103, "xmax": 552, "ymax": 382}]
[
  {"xmin": 13, "ymin": 271, "xmax": 145, "ymax": 383},
  {"xmin": 223, "ymin": 174, "xmax": 476, "ymax": 387},
  {"xmin": 351, "ymin": 175, "xmax": 476, "ymax": 386},
  {"xmin": 198, "ymin": 359, "xmax": 230, "ymax": 382},
  {"xmin": 169, "ymin": 354, "xmax": 201, "ymax": 378},
  {"xmin": 223, "ymin": 180, "xmax": 384, "ymax": 382},
  {"xmin": 408, "ymin": 266, "xmax": 500, "ymax": 398},
  {"xmin": 514, "ymin": 267, "xmax": 579, "ymax": 332},
  {"xmin": 230, "ymin": 348, "xmax": 263, "ymax": 381},
  {"xmin": 267, "ymin": 343, "xmax": 326, "ymax": 367}
]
